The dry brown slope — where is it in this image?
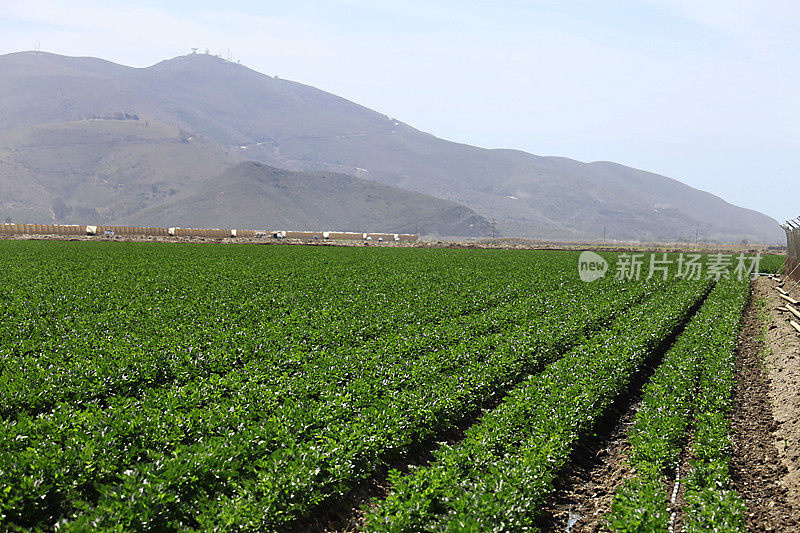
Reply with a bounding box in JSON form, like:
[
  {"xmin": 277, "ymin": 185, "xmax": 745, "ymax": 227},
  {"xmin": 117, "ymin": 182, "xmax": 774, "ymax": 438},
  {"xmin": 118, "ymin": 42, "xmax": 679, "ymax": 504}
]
[
  {"xmin": 0, "ymin": 51, "xmax": 781, "ymax": 242},
  {"xmin": 114, "ymin": 161, "xmax": 493, "ymax": 236},
  {"xmin": 0, "ymin": 119, "xmax": 239, "ymax": 223}
]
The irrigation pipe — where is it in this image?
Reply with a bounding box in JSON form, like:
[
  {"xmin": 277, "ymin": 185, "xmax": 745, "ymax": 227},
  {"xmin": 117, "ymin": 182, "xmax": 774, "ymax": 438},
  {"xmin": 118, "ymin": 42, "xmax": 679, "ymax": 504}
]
[{"xmin": 668, "ymin": 463, "xmax": 681, "ymax": 533}]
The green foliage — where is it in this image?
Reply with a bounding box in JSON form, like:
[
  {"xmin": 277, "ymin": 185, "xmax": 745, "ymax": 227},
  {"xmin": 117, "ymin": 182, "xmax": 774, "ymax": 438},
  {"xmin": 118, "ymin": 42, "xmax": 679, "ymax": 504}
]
[
  {"xmin": 0, "ymin": 241, "xmax": 755, "ymax": 531},
  {"xmin": 364, "ymin": 280, "xmax": 710, "ymax": 531},
  {"xmin": 682, "ymin": 280, "xmax": 749, "ymax": 532},
  {"xmin": 606, "ymin": 278, "xmax": 749, "ymax": 532},
  {"xmin": 683, "ymin": 462, "xmax": 747, "ymax": 533},
  {"xmin": 0, "ymin": 241, "xmax": 649, "ymax": 531},
  {"xmin": 607, "ymin": 478, "xmax": 670, "ymax": 532},
  {"xmin": 759, "ymin": 253, "xmax": 785, "ymax": 274}
]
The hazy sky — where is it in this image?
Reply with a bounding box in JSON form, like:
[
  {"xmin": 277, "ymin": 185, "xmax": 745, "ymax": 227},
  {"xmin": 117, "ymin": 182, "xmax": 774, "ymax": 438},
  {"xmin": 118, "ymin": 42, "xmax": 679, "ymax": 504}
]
[{"xmin": 1, "ymin": 0, "xmax": 797, "ymax": 227}]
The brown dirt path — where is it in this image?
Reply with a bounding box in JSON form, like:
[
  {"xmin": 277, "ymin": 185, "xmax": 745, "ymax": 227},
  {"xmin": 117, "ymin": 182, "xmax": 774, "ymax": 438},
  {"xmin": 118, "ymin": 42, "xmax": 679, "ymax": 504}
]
[
  {"xmin": 730, "ymin": 277, "xmax": 800, "ymax": 531},
  {"xmin": 758, "ymin": 278, "xmax": 800, "ymax": 503}
]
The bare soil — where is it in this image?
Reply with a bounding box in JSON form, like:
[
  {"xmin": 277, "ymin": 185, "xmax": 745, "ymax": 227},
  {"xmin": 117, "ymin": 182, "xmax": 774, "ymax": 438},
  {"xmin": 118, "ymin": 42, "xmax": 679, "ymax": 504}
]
[
  {"xmin": 536, "ymin": 404, "xmax": 637, "ymax": 533},
  {"xmin": 758, "ymin": 279, "xmax": 800, "ymax": 502},
  {"xmin": 730, "ymin": 278, "xmax": 800, "ymax": 531}
]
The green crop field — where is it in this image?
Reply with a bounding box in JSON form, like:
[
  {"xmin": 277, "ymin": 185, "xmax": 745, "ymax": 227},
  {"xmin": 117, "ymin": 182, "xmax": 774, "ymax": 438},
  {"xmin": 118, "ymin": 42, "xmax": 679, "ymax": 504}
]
[{"xmin": 0, "ymin": 241, "xmax": 784, "ymax": 531}]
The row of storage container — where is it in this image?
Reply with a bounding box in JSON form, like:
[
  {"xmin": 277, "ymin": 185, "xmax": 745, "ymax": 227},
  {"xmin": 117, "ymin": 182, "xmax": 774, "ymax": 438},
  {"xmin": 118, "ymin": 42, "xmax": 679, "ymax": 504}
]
[
  {"xmin": 280, "ymin": 230, "xmax": 416, "ymax": 242},
  {"xmin": 0, "ymin": 224, "xmax": 418, "ymax": 242},
  {"xmin": 0, "ymin": 224, "xmax": 87, "ymax": 235}
]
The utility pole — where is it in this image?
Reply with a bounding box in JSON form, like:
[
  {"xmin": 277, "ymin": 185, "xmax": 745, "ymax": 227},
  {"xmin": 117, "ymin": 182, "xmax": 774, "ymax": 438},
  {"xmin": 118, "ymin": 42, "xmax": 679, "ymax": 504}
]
[
  {"xmin": 695, "ymin": 228, "xmax": 699, "ymax": 245},
  {"xmin": 602, "ymin": 226, "xmax": 606, "ymax": 244},
  {"xmin": 491, "ymin": 219, "xmax": 497, "ymax": 240}
]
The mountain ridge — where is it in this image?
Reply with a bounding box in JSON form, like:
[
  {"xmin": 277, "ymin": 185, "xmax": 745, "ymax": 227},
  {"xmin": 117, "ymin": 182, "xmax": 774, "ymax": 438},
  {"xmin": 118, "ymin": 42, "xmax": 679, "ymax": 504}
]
[
  {"xmin": 0, "ymin": 117, "xmax": 485, "ymax": 236},
  {"xmin": 0, "ymin": 51, "xmax": 781, "ymax": 242}
]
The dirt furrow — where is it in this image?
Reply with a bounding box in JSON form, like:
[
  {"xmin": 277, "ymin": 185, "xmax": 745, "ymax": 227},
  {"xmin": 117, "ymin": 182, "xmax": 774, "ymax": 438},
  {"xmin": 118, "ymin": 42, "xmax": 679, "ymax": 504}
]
[
  {"xmin": 535, "ymin": 286, "xmax": 714, "ymax": 532},
  {"xmin": 730, "ymin": 278, "xmax": 800, "ymax": 531},
  {"xmin": 535, "ymin": 401, "xmax": 638, "ymax": 532}
]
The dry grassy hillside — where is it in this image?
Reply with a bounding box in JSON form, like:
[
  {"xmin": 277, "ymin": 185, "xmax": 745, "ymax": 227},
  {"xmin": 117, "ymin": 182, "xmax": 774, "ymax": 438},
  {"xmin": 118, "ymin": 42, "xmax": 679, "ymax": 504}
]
[{"xmin": 0, "ymin": 51, "xmax": 780, "ymax": 241}]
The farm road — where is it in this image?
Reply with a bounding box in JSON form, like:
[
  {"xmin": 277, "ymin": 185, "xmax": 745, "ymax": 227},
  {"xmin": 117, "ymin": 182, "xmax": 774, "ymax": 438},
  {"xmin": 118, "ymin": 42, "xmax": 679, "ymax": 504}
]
[{"xmin": 731, "ymin": 277, "xmax": 800, "ymax": 532}]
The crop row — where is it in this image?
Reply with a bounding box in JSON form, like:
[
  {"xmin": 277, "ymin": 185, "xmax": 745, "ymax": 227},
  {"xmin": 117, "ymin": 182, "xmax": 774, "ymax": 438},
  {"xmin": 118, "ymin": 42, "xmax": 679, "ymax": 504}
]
[
  {"xmin": 0, "ymin": 241, "xmax": 654, "ymax": 530},
  {"xmin": 362, "ymin": 279, "xmax": 712, "ymax": 532},
  {"xmin": 682, "ymin": 279, "xmax": 749, "ymax": 532},
  {"xmin": 0, "ymin": 245, "xmax": 554, "ymax": 417},
  {"xmin": 7, "ymin": 282, "xmax": 648, "ymax": 530},
  {"xmin": 607, "ymin": 278, "xmax": 749, "ymax": 531}
]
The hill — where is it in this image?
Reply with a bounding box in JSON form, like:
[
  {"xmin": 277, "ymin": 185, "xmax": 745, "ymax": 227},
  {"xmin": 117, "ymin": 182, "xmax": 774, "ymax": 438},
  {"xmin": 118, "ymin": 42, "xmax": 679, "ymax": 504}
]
[
  {"xmin": 114, "ymin": 161, "xmax": 492, "ymax": 236},
  {"xmin": 0, "ymin": 119, "xmax": 236, "ymax": 223},
  {"xmin": 0, "ymin": 119, "xmax": 489, "ymax": 236},
  {"xmin": 0, "ymin": 51, "xmax": 781, "ymax": 242}
]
